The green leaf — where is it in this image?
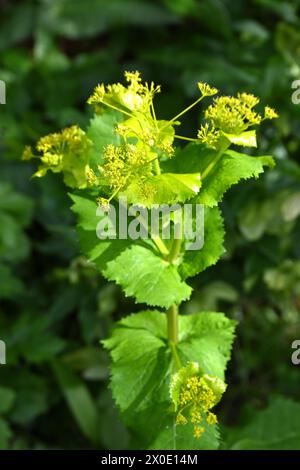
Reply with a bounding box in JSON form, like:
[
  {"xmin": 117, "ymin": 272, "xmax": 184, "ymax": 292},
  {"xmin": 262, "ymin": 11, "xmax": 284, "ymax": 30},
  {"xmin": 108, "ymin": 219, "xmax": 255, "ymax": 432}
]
[
  {"xmin": 70, "ymin": 193, "xmax": 133, "ymax": 268},
  {"xmin": 0, "ymin": 183, "xmax": 33, "ymax": 226},
  {"xmin": 41, "ymin": 0, "xmax": 178, "ymax": 39},
  {"xmin": 0, "ymin": 387, "xmax": 16, "ymax": 414},
  {"xmin": 103, "ymin": 310, "xmax": 236, "ymax": 449},
  {"xmin": 52, "ymin": 361, "xmax": 100, "ymax": 444},
  {"xmin": 224, "ymin": 397, "xmax": 300, "ymax": 450},
  {"xmin": 124, "ymin": 173, "xmax": 201, "ymax": 207},
  {"xmin": 178, "ymin": 312, "xmax": 236, "ymax": 379},
  {"xmin": 0, "ymin": 418, "xmax": 12, "ymax": 450},
  {"xmin": 0, "ymin": 263, "xmax": 24, "ymax": 299},
  {"xmin": 179, "ymin": 207, "xmax": 225, "ymax": 279},
  {"xmin": 5, "ymin": 370, "xmax": 49, "ymax": 426},
  {"xmin": 104, "ymin": 245, "xmax": 192, "ymax": 308},
  {"xmin": 198, "ymin": 149, "xmax": 275, "ymax": 207},
  {"xmin": 165, "ymin": 144, "xmax": 275, "ymax": 207},
  {"xmin": 70, "ymin": 192, "xmax": 223, "ymax": 306},
  {"xmin": 87, "ymin": 111, "xmax": 122, "ymax": 168},
  {"xmin": 70, "ymin": 193, "xmax": 99, "ymax": 231},
  {"xmin": 4, "ymin": 310, "xmax": 65, "ymax": 364}
]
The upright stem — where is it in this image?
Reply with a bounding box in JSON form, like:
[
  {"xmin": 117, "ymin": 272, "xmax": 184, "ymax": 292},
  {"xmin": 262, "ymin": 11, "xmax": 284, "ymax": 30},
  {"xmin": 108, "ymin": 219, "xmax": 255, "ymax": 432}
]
[
  {"xmin": 168, "ymin": 237, "xmax": 182, "ymax": 263},
  {"xmin": 153, "ymin": 158, "xmax": 161, "ymax": 175},
  {"xmin": 201, "ymin": 148, "xmax": 223, "ymax": 180},
  {"xmin": 167, "ymin": 304, "xmax": 179, "ymax": 345},
  {"xmin": 201, "ymin": 140, "xmax": 230, "ymax": 180}
]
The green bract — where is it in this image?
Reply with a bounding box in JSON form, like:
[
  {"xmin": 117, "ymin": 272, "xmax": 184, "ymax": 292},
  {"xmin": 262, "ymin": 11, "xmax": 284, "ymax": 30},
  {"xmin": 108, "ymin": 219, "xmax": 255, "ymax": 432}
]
[{"xmin": 23, "ymin": 71, "xmax": 277, "ymax": 450}]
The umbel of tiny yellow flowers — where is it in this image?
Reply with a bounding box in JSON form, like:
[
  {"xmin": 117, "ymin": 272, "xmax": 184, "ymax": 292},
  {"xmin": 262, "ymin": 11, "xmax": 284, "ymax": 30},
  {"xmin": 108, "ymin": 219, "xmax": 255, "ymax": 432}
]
[
  {"xmin": 88, "ymin": 71, "xmax": 175, "ymax": 161},
  {"xmin": 22, "ymin": 125, "xmax": 92, "ymax": 189},
  {"xmin": 87, "ymin": 70, "xmax": 161, "ymax": 115},
  {"xmin": 100, "ymin": 143, "xmax": 153, "ymax": 192},
  {"xmin": 170, "ymin": 362, "xmax": 227, "ymax": 440},
  {"xmin": 197, "ymin": 82, "xmax": 218, "ymax": 97},
  {"xmin": 264, "ymin": 106, "xmax": 279, "ymax": 120},
  {"xmin": 197, "ymin": 91, "xmax": 278, "ymax": 149}
]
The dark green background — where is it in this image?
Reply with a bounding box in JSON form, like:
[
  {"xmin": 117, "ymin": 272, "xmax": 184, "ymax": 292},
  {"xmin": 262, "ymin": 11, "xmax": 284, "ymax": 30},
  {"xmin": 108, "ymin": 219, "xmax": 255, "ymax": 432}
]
[{"xmin": 0, "ymin": 0, "xmax": 300, "ymax": 449}]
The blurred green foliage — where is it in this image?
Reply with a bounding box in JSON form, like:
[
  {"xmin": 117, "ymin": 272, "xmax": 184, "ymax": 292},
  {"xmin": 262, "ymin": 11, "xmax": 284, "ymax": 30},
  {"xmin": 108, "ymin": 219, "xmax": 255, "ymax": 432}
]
[{"xmin": 0, "ymin": 0, "xmax": 300, "ymax": 449}]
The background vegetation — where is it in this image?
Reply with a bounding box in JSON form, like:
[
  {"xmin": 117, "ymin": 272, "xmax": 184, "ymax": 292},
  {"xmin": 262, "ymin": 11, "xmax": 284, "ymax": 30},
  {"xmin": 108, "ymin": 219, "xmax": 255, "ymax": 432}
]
[{"xmin": 0, "ymin": 0, "xmax": 300, "ymax": 449}]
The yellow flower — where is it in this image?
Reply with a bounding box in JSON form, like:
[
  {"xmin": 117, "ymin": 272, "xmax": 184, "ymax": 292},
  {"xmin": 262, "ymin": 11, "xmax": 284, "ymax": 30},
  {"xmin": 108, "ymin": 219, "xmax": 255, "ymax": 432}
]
[
  {"xmin": 87, "ymin": 84, "xmax": 105, "ymax": 105},
  {"xmin": 193, "ymin": 426, "xmax": 205, "ymax": 439},
  {"xmin": 206, "ymin": 411, "xmax": 218, "ymax": 425},
  {"xmin": 190, "ymin": 408, "xmax": 202, "ymax": 424},
  {"xmin": 87, "ymin": 71, "xmax": 160, "ymax": 114},
  {"xmin": 264, "ymin": 106, "xmax": 279, "ymax": 120},
  {"xmin": 205, "ymin": 94, "xmax": 262, "ymax": 134},
  {"xmin": 171, "ymin": 363, "xmax": 227, "ymax": 442},
  {"xmin": 176, "ymin": 413, "xmax": 188, "ymax": 425},
  {"xmin": 96, "ymin": 197, "xmax": 111, "ymax": 212},
  {"xmin": 197, "ymin": 123, "xmax": 220, "ymax": 148},
  {"xmin": 198, "ymin": 82, "xmax": 218, "ymax": 97},
  {"xmin": 86, "ymin": 167, "xmax": 98, "ymax": 187},
  {"xmin": 102, "ymin": 143, "xmax": 152, "ymax": 192},
  {"xmin": 237, "ymin": 92, "xmax": 260, "ymax": 108},
  {"xmin": 22, "ymin": 146, "xmax": 33, "ymax": 161},
  {"xmin": 32, "ymin": 125, "xmax": 91, "ymax": 188}
]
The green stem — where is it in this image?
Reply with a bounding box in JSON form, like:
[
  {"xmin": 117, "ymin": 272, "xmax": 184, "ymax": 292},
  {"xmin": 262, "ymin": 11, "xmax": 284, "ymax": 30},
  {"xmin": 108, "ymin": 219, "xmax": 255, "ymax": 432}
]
[
  {"xmin": 101, "ymin": 99, "xmax": 134, "ymax": 119},
  {"xmin": 152, "ymin": 236, "xmax": 169, "ymax": 256},
  {"xmin": 168, "ymin": 96, "xmax": 204, "ymax": 126},
  {"xmin": 174, "ymin": 134, "xmax": 197, "ymax": 142},
  {"xmin": 167, "ymin": 305, "xmax": 179, "ymax": 346},
  {"xmin": 201, "ymin": 142, "xmax": 230, "ymax": 180},
  {"xmin": 170, "ymin": 342, "xmax": 181, "ymax": 370},
  {"xmin": 153, "ymin": 158, "xmax": 161, "ymax": 175},
  {"xmin": 168, "ymin": 237, "xmax": 182, "ymax": 263}
]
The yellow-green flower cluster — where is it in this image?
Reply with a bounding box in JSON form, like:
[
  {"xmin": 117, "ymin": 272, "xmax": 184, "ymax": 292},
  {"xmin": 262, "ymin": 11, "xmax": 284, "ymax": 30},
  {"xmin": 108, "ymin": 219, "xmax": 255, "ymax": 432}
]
[
  {"xmin": 197, "ymin": 123, "xmax": 220, "ymax": 148},
  {"xmin": 101, "ymin": 143, "xmax": 152, "ymax": 192},
  {"xmin": 205, "ymin": 94, "xmax": 262, "ymax": 135},
  {"xmin": 196, "ymin": 89, "xmax": 278, "ymax": 149},
  {"xmin": 197, "ymin": 82, "xmax": 218, "ymax": 97},
  {"xmin": 264, "ymin": 106, "xmax": 279, "ymax": 120},
  {"xmin": 89, "ymin": 71, "xmax": 175, "ymax": 154},
  {"xmin": 23, "ymin": 125, "xmax": 92, "ymax": 189},
  {"xmin": 88, "ymin": 70, "xmax": 161, "ymax": 115},
  {"xmin": 170, "ymin": 362, "xmax": 226, "ymax": 440}
]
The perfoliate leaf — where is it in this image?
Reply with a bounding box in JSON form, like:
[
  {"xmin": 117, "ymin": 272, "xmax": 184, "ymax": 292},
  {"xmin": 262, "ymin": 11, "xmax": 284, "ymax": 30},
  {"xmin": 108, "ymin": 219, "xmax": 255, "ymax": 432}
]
[
  {"xmin": 70, "ymin": 193, "xmax": 191, "ymax": 307},
  {"xmin": 70, "ymin": 193, "xmax": 192, "ymax": 307},
  {"xmin": 178, "ymin": 312, "xmax": 236, "ymax": 379},
  {"xmin": 70, "ymin": 193, "xmax": 224, "ymax": 306},
  {"xmin": 103, "ymin": 310, "xmax": 236, "ymax": 449},
  {"xmin": 197, "ymin": 149, "xmax": 275, "ymax": 207},
  {"xmin": 104, "ymin": 245, "xmax": 192, "ymax": 308},
  {"xmin": 124, "ymin": 172, "xmax": 201, "ymax": 207},
  {"xmin": 179, "ymin": 207, "xmax": 225, "ymax": 279},
  {"xmin": 164, "ymin": 144, "xmax": 275, "ymax": 207}
]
